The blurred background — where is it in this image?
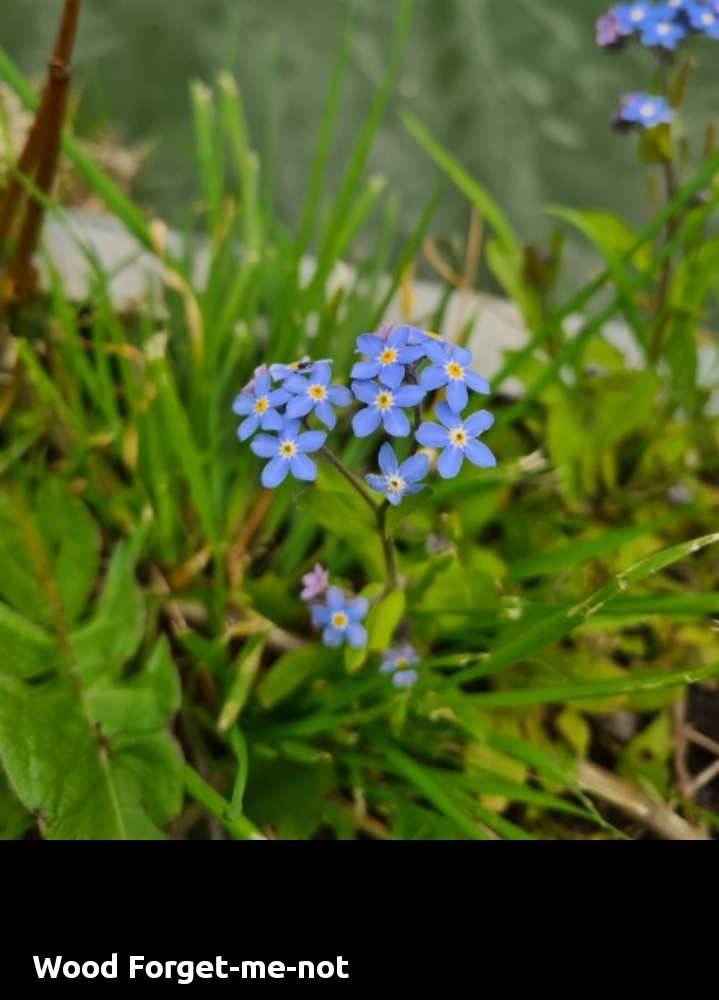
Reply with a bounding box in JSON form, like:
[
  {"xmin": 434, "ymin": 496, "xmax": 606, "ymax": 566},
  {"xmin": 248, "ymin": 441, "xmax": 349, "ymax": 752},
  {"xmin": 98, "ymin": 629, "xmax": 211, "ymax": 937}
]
[{"xmin": 4, "ymin": 0, "xmax": 719, "ymax": 260}]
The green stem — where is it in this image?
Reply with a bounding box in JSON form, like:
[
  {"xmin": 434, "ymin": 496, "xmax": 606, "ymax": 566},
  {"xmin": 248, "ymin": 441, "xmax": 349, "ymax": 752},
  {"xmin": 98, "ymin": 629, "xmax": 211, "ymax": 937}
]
[
  {"xmin": 651, "ymin": 54, "xmax": 681, "ymax": 362},
  {"xmin": 318, "ymin": 444, "xmax": 377, "ymax": 512}
]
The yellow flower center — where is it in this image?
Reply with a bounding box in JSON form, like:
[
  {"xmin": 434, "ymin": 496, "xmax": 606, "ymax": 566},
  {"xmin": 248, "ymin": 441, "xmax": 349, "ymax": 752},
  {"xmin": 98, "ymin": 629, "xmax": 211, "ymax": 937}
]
[
  {"xmin": 450, "ymin": 428, "xmax": 467, "ymax": 447},
  {"xmin": 395, "ymin": 656, "xmax": 408, "ymax": 667},
  {"xmin": 424, "ymin": 330, "xmax": 441, "ymax": 339},
  {"xmin": 289, "ymin": 361, "xmax": 302, "ymax": 371},
  {"xmin": 309, "ymin": 384, "xmax": 326, "ymax": 400},
  {"xmin": 254, "ymin": 397, "xmax": 269, "ymax": 414},
  {"xmin": 331, "ymin": 612, "xmax": 348, "ymax": 629},
  {"xmin": 446, "ymin": 362, "xmax": 464, "ymax": 380},
  {"xmin": 376, "ymin": 391, "xmax": 393, "ymax": 410},
  {"xmin": 280, "ymin": 441, "xmax": 296, "ymax": 458},
  {"xmin": 379, "ymin": 348, "xmax": 397, "ymax": 365}
]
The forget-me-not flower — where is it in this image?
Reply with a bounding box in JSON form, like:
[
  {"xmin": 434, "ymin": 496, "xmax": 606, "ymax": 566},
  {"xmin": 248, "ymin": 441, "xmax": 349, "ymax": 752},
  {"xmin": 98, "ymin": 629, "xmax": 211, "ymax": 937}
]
[
  {"xmin": 416, "ymin": 402, "xmax": 496, "ymax": 479},
  {"xmin": 351, "ymin": 380, "xmax": 425, "ymax": 438},
  {"xmin": 311, "ymin": 586, "xmax": 368, "ymax": 648},
  {"xmin": 269, "ymin": 356, "xmax": 332, "ymax": 382},
  {"xmin": 380, "ymin": 644, "xmax": 420, "ymax": 688},
  {"xmin": 639, "ymin": 9, "xmax": 687, "ymax": 47},
  {"xmin": 613, "ymin": 2, "xmax": 653, "ymax": 33},
  {"xmin": 685, "ymin": 1, "xmax": 719, "ymax": 36},
  {"xmin": 365, "ymin": 443, "xmax": 429, "ymax": 506},
  {"xmin": 232, "ymin": 373, "xmax": 289, "ymax": 441},
  {"xmin": 418, "ymin": 342, "xmax": 490, "ymax": 413},
  {"xmin": 282, "ymin": 362, "xmax": 353, "ymax": 429},
  {"xmin": 614, "ymin": 92, "xmax": 675, "ymax": 129},
  {"xmin": 351, "ymin": 327, "xmax": 426, "ymax": 389},
  {"xmin": 250, "ymin": 418, "xmax": 326, "ymax": 488}
]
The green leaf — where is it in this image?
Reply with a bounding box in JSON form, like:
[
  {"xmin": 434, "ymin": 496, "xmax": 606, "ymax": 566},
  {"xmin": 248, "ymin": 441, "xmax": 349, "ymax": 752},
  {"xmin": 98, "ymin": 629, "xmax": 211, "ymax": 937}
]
[
  {"xmin": 366, "ymin": 589, "xmax": 405, "ymax": 651},
  {"xmin": 296, "ymin": 488, "xmax": 383, "ymax": 576},
  {"xmin": 257, "ymin": 644, "xmax": 334, "ymax": 708}
]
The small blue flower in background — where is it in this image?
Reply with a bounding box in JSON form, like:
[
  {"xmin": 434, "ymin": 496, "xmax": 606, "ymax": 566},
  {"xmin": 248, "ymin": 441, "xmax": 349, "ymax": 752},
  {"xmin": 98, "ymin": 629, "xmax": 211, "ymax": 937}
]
[
  {"xmin": 311, "ymin": 586, "xmax": 368, "ymax": 648},
  {"xmin": 351, "ymin": 327, "xmax": 425, "ymax": 389},
  {"xmin": 639, "ymin": 8, "xmax": 687, "ymax": 47},
  {"xmin": 282, "ymin": 362, "xmax": 353, "ymax": 429},
  {"xmin": 416, "ymin": 402, "xmax": 496, "ymax": 479},
  {"xmin": 418, "ymin": 342, "xmax": 490, "ymax": 413},
  {"xmin": 300, "ymin": 563, "xmax": 330, "ymax": 602},
  {"xmin": 612, "ymin": 2, "xmax": 653, "ymax": 34},
  {"xmin": 685, "ymin": 1, "xmax": 719, "ymax": 36},
  {"xmin": 232, "ymin": 373, "xmax": 289, "ymax": 441},
  {"xmin": 380, "ymin": 644, "xmax": 420, "ymax": 688},
  {"xmin": 614, "ymin": 92, "xmax": 675, "ymax": 130},
  {"xmin": 351, "ymin": 380, "xmax": 425, "ymax": 437},
  {"xmin": 365, "ymin": 443, "xmax": 429, "ymax": 506},
  {"xmin": 250, "ymin": 418, "xmax": 327, "ymax": 487}
]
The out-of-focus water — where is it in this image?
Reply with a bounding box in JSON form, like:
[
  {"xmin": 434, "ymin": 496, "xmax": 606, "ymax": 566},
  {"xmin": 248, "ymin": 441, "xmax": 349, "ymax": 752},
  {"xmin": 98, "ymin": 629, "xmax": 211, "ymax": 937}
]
[{"xmin": 2, "ymin": 0, "xmax": 717, "ymax": 276}]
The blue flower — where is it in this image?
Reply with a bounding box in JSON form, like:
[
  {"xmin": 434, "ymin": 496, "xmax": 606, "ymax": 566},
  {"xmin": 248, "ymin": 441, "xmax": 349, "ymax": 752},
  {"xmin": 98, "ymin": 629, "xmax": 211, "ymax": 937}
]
[
  {"xmin": 614, "ymin": 92, "xmax": 675, "ymax": 130},
  {"xmin": 418, "ymin": 342, "xmax": 490, "ymax": 413},
  {"xmin": 405, "ymin": 326, "xmax": 452, "ymax": 351},
  {"xmin": 365, "ymin": 443, "xmax": 429, "ymax": 506},
  {"xmin": 415, "ymin": 402, "xmax": 496, "ymax": 479},
  {"xmin": 232, "ymin": 373, "xmax": 290, "ymax": 441},
  {"xmin": 685, "ymin": 1, "xmax": 719, "ymax": 35},
  {"xmin": 639, "ymin": 8, "xmax": 687, "ymax": 47},
  {"xmin": 250, "ymin": 418, "xmax": 327, "ymax": 488},
  {"xmin": 351, "ymin": 380, "xmax": 425, "ymax": 438},
  {"xmin": 351, "ymin": 327, "xmax": 425, "ymax": 390},
  {"xmin": 613, "ymin": 2, "xmax": 653, "ymax": 34},
  {"xmin": 392, "ymin": 668, "xmax": 419, "ymax": 688},
  {"xmin": 311, "ymin": 586, "xmax": 368, "ymax": 648},
  {"xmin": 380, "ymin": 645, "xmax": 420, "ymax": 688},
  {"xmin": 300, "ymin": 563, "xmax": 330, "ymax": 602},
  {"xmin": 282, "ymin": 362, "xmax": 353, "ymax": 429}
]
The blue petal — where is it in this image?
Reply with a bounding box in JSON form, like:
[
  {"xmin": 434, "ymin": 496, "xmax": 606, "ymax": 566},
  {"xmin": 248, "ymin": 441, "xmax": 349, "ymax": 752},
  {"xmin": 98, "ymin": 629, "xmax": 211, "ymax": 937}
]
[
  {"xmin": 311, "ymin": 604, "xmax": 331, "ymax": 626},
  {"xmin": 464, "ymin": 409, "xmax": 494, "ymax": 436},
  {"xmin": 268, "ymin": 388, "xmax": 290, "ymax": 406},
  {"xmin": 296, "ymin": 430, "xmax": 327, "ymax": 453},
  {"xmin": 463, "ymin": 369, "xmax": 490, "ymax": 394},
  {"xmin": 437, "ymin": 445, "xmax": 464, "ymax": 479},
  {"xmin": 326, "ymin": 385, "xmax": 353, "ymax": 407},
  {"xmin": 387, "ymin": 328, "xmax": 409, "ymax": 349},
  {"xmin": 383, "ymin": 407, "xmax": 410, "ymax": 437},
  {"xmin": 250, "ymin": 434, "xmax": 279, "ymax": 458},
  {"xmin": 282, "ymin": 374, "xmax": 310, "ymax": 395},
  {"xmin": 416, "ymin": 422, "xmax": 449, "ymax": 448},
  {"xmin": 285, "ymin": 394, "xmax": 314, "ymax": 419},
  {"xmin": 346, "ymin": 623, "xmax": 368, "ymax": 649},
  {"xmin": 396, "ymin": 345, "xmax": 425, "ymax": 364},
  {"xmin": 238, "ymin": 413, "xmax": 260, "ymax": 441},
  {"xmin": 435, "ymin": 402, "xmax": 460, "ymax": 429},
  {"xmin": 289, "ymin": 452, "xmax": 317, "ymax": 481},
  {"xmin": 419, "ymin": 366, "xmax": 448, "ymax": 391},
  {"xmin": 351, "ymin": 359, "xmax": 381, "ymax": 381},
  {"xmin": 356, "ymin": 334, "xmax": 383, "ymax": 358},
  {"xmin": 351, "ymin": 379, "xmax": 379, "ymax": 404},
  {"xmin": 353, "ymin": 407, "xmax": 382, "ymax": 437},
  {"xmin": 322, "ymin": 625, "xmax": 345, "ymax": 647},
  {"xmin": 378, "ymin": 442, "xmax": 398, "ymax": 476},
  {"xmin": 261, "ymin": 455, "xmax": 289, "ymax": 488},
  {"xmin": 377, "ymin": 363, "xmax": 405, "ymax": 390},
  {"xmin": 255, "ymin": 373, "xmax": 271, "ymax": 396},
  {"xmin": 260, "ymin": 409, "xmax": 283, "ymax": 431},
  {"xmin": 313, "ymin": 362, "xmax": 332, "ymax": 386},
  {"xmin": 386, "ymin": 491, "xmax": 402, "ymax": 506},
  {"xmin": 325, "ymin": 586, "xmax": 344, "ymax": 611},
  {"xmin": 423, "ymin": 340, "xmax": 450, "ymax": 364},
  {"xmin": 232, "ymin": 394, "xmax": 255, "ymax": 415},
  {"xmin": 314, "ymin": 399, "xmax": 336, "ymax": 429},
  {"xmin": 346, "ymin": 597, "xmax": 369, "ymax": 621},
  {"xmin": 446, "ymin": 378, "xmax": 468, "ymax": 413},
  {"xmin": 451, "ymin": 346, "xmax": 472, "ymax": 367},
  {"xmin": 463, "ymin": 439, "xmax": 497, "ymax": 468},
  {"xmin": 399, "ymin": 452, "xmax": 429, "ymax": 483},
  {"xmin": 404, "ymin": 483, "xmax": 424, "ymax": 496},
  {"xmin": 280, "ymin": 418, "xmax": 301, "ymax": 439},
  {"xmin": 365, "ymin": 474, "xmax": 388, "ymax": 493},
  {"xmin": 393, "ymin": 384, "xmax": 425, "ymax": 408}
]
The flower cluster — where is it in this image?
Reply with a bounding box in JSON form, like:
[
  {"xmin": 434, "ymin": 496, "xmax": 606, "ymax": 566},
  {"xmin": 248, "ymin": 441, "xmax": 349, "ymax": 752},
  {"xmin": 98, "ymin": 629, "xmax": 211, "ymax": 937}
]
[
  {"xmin": 597, "ymin": 2, "xmax": 719, "ymax": 131},
  {"xmin": 233, "ymin": 321, "xmax": 497, "ymax": 682}
]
